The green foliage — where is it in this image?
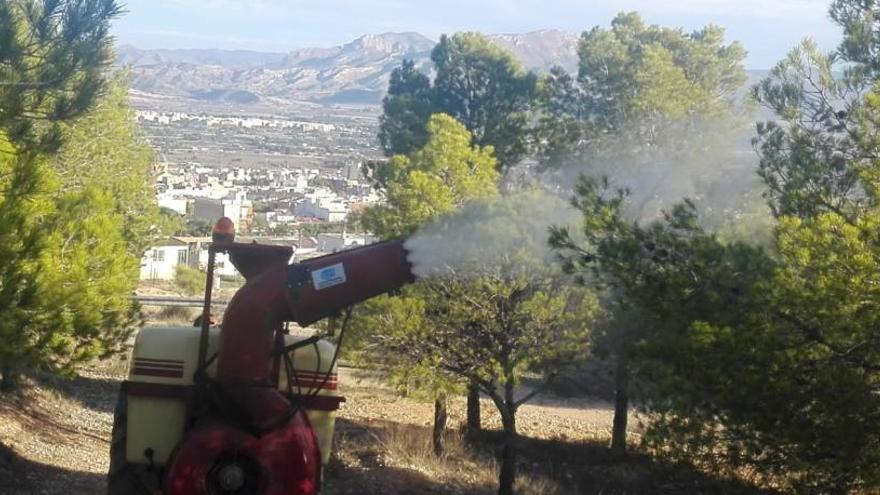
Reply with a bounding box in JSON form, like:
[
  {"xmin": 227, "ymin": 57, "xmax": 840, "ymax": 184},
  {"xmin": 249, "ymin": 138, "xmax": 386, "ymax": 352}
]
[
  {"xmin": 370, "ymin": 47, "xmax": 591, "ymax": 493},
  {"xmin": 429, "ymin": 273, "xmax": 594, "ymax": 396},
  {"xmin": 173, "ymin": 264, "xmax": 206, "ymax": 297},
  {"xmin": 536, "ymin": 11, "xmax": 755, "ymax": 465},
  {"xmin": 632, "ymin": 211, "xmax": 880, "ymax": 493},
  {"xmin": 359, "ymin": 188, "xmax": 597, "ymax": 433},
  {"xmin": 0, "ymin": 147, "xmax": 60, "ymax": 377},
  {"xmin": 0, "ymin": 1, "xmax": 143, "ymax": 382},
  {"xmin": 579, "ymin": 13, "xmax": 746, "ymax": 128},
  {"xmin": 296, "ymin": 213, "xmax": 364, "ymax": 238},
  {"xmin": 379, "ymin": 33, "xmax": 537, "ymax": 171},
  {"xmin": 355, "ymin": 113, "xmax": 499, "ymax": 397},
  {"xmin": 298, "ymin": 222, "xmax": 342, "ymax": 237},
  {"xmin": 251, "ymin": 201, "xmax": 271, "ymax": 213},
  {"xmin": 534, "ymin": 67, "xmax": 587, "ymax": 168},
  {"xmin": 752, "ymin": 39, "xmax": 867, "ymax": 221},
  {"xmin": 536, "ymin": 12, "xmax": 748, "ymax": 167},
  {"xmin": 251, "ymin": 215, "xmax": 270, "ymax": 234},
  {"xmin": 431, "ymin": 33, "xmax": 537, "ymax": 169},
  {"xmin": 350, "ymin": 289, "xmax": 462, "ymax": 399},
  {"xmin": 728, "ymin": 13, "xmax": 880, "ymax": 488},
  {"xmin": 550, "ymin": 5, "xmax": 880, "ymax": 490},
  {"xmin": 356, "ymin": 266, "xmax": 595, "ymax": 405},
  {"xmin": 157, "ymin": 207, "xmax": 184, "ymax": 237},
  {"xmin": 179, "ymin": 217, "xmax": 213, "ymax": 237},
  {"xmin": 356, "ymin": 116, "xmax": 593, "ymax": 495},
  {"xmin": 831, "ymin": 0, "xmax": 880, "ymax": 79},
  {"xmin": 379, "ymin": 59, "xmax": 435, "ymax": 157},
  {"xmin": 552, "ymin": 178, "xmax": 798, "ymax": 486},
  {"xmin": 363, "ymin": 7, "xmax": 880, "ymax": 491},
  {"xmin": 40, "ymin": 187, "xmax": 141, "ymax": 368},
  {"xmin": 0, "ymin": 144, "xmax": 141, "ymax": 377},
  {"xmin": 362, "ymin": 187, "xmax": 596, "ymax": 495},
  {"xmin": 362, "ymin": 113, "xmax": 498, "ymax": 238},
  {"xmin": 270, "ymin": 223, "xmax": 293, "ymax": 236},
  {"xmin": 0, "ymin": 0, "xmax": 122, "ymax": 153},
  {"xmin": 55, "ymin": 72, "xmax": 169, "ymax": 256}
]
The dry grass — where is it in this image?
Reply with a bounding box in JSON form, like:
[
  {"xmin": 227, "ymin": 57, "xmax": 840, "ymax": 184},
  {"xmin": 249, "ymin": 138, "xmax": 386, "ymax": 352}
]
[
  {"xmin": 147, "ymin": 305, "xmax": 197, "ymax": 324},
  {"xmin": 0, "ymin": 356, "xmax": 778, "ymax": 495},
  {"xmin": 376, "ymin": 424, "xmax": 565, "ymax": 494},
  {"xmin": 325, "ymin": 414, "xmax": 781, "ymax": 495},
  {"xmin": 326, "ymin": 418, "xmax": 570, "ymax": 495}
]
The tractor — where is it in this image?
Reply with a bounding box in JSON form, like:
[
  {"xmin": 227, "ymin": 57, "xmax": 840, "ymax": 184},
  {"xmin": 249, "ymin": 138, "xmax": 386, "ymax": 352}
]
[{"xmin": 107, "ymin": 217, "xmax": 414, "ymax": 494}]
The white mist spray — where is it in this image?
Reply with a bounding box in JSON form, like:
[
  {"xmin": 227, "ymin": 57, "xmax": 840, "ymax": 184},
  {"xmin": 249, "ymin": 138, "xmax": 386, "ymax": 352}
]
[
  {"xmin": 404, "ymin": 115, "xmax": 767, "ymax": 276},
  {"xmin": 404, "ymin": 189, "xmax": 576, "ymax": 278}
]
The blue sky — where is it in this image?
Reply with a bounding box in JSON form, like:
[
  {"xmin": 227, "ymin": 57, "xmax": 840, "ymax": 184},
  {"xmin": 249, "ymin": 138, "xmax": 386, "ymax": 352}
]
[{"xmin": 112, "ymin": 0, "xmax": 841, "ymax": 69}]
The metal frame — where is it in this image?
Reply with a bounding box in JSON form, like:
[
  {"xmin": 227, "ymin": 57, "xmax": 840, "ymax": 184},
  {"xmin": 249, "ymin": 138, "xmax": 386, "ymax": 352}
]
[{"xmin": 196, "ymin": 244, "xmax": 218, "ymax": 375}]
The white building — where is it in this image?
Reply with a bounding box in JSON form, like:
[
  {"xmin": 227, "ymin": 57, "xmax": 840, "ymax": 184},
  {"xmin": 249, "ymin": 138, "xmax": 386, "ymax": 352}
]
[
  {"xmin": 195, "ymin": 248, "xmax": 239, "ymax": 279},
  {"xmin": 294, "ymin": 188, "xmax": 348, "ymax": 222},
  {"xmin": 140, "ymin": 238, "xmax": 190, "ymax": 280},
  {"xmin": 157, "ymin": 195, "xmax": 189, "ymax": 216},
  {"xmin": 141, "ymin": 233, "xmax": 339, "ymax": 280},
  {"xmin": 292, "ymin": 174, "xmax": 310, "ymax": 193},
  {"xmin": 315, "ymin": 233, "xmax": 377, "ymax": 254},
  {"xmin": 295, "ymin": 197, "xmax": 348, "ymax": 222},
  {"xmin": 141, "ymin": 237, "xmax": 239, "ymax": 281},
  {"xmin": 192, "ymin": 191, "xmax": 253, "ymax": 231}
]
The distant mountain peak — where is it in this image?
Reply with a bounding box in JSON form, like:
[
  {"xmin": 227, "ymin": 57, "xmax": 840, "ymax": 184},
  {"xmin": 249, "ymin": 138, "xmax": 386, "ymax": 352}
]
[
  {"xmin": 120, "ymin": 30, "xmax": 580, "ymax": 105},
  {"xmin": 487, "ymin": 30, "xmax": 579, "ymax": 71},
  {"xmin": 343, "ymin": 32, "xmax": 434, "ymax": 53},
  {"xmin": 497, "ymin": 28, "xmax": 571, "ymax": 37}
]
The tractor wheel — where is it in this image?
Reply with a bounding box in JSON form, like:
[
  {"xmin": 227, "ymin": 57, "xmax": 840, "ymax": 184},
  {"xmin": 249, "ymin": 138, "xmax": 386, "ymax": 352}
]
[{"xmin": 106, "ymin": 384, "xmax": 160, "ymax": 495}]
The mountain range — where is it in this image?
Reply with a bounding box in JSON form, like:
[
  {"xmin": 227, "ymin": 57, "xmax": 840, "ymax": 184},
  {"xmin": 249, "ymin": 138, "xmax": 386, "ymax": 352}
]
[{"xmin": 117, "ymin": 31, "xmax": 580, "ymax": 105}]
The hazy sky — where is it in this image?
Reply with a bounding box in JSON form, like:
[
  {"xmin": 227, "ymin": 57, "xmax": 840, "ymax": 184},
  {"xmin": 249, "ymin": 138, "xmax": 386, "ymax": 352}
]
[{"xmin": 112, "ymin": 0, "xmax": 842, "ymax": 69}]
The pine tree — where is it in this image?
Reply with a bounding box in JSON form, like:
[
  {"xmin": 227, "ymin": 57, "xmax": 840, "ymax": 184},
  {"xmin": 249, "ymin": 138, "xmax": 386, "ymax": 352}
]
[
  {"xmin": 378, "ymin": 59, "xmax": 435, "ymax": 157},
  {"xmin": 356, "ymin": 113, "xmax": 499, "ymax": 451},
  {"xmin": 55, "ymin": 71, "xmax": 171, "ymax": 257},
  {"xmin": 361, "ymin": 116, "xmax": 596, "ymax": 493},
  {"xmin": 0, "ymin": 0, "xmax": 122, "ymax": 153},
  {"xmin": 538, "ymin": 12, "xmax": 750, "ymax": 456},
  {"xmin": 550, "ymin": 3, "xmax": 880, "ymax": 490},
  {"xmin": 378, "ymin": 34, "xmax": 537, "ymax": 171},
  {"xmin": 0, "ymin": 1, "xmax": 144, "ymax": 387},
  {"xmin": 0, "ymin": 147, "xmax": 55, "ymax": 390},
  {"xmin": 430, "ymin": 33, "xmax": 537, "ymax": 169}
]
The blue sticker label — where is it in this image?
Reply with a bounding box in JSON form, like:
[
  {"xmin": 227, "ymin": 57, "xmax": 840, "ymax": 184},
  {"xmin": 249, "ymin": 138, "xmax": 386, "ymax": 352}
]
[{"xmin": 311, "ymin": 263, "xmax": 346, "ymax": 290}]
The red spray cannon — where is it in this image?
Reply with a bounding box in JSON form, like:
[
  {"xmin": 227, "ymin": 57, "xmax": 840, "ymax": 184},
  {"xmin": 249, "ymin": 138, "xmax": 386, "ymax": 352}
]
[
  {"xmin": 215, "ymin": 236, "xmax": 414, "ymax": 430},
  {"xmin": 288, "ymin": 240, "xmax": 415, "ymax": 325},
  {"xmin": 159, "ymin": 218, "xmax": 415, "ymax": 495}
]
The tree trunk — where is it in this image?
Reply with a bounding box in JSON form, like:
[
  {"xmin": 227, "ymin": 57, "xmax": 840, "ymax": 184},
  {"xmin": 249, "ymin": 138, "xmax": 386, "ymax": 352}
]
[
  {"xmin": 1, "ymin": 363, "xmax": 15, "ymax": 393},
  {"xmin": 497, "ymin": 379, "xmax": 517, "ymax": 495},
  {"xmin": 611, "ymin": 354, "xmax": 629, "ymax": 458},
  {"xmin": 433, "ymin": 393, "xmax": 448, "ymax": 457},
  {"xmin": 498, "ymin": 411, "xmax": 517, "ymax": 495},
  {"xmin": 466, "ymin": 381, "xmax": 481, "ymax": 434}
]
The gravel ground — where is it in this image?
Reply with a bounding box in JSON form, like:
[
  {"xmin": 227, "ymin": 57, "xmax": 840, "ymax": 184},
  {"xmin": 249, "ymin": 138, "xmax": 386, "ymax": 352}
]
[
  {"xmin": 0, "ymin": 359, "xmax": 627, "ymax": 495},
  {"xmin": 0, "ymin": 361, "xmax": 123, "ymax": 495},
  {"xmin": 336, "ymin": 367, "xmax": 637, "ymax": 444}
]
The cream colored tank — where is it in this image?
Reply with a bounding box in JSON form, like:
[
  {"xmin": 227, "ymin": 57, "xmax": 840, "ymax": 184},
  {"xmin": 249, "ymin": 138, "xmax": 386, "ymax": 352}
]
[{"xmin": 126, "ymin": 326, "xmax": 342, "ymax": 466}]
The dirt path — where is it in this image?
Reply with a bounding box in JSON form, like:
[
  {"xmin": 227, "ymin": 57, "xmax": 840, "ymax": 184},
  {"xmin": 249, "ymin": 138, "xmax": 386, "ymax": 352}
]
[
  {"xmin": 0, "ymin": 361, "xmax": 624, "ymax": 495},
  {"xmin": 336, "ymin": 366, "xmax": 635, "ymax": 443},
  {"xmin": 0, "ymin": 362, "xmax": 123, "ymax": 495}
]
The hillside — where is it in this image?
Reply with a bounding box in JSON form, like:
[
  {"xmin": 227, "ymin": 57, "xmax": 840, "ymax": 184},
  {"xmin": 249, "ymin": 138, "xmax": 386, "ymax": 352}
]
[
  {"xmin": 117, "ymin": 31, "xmax": 580, "ymax": 105},
  {"xmin": 0, "ymin": 357, "xmax": 773, "ymax": 495}
]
